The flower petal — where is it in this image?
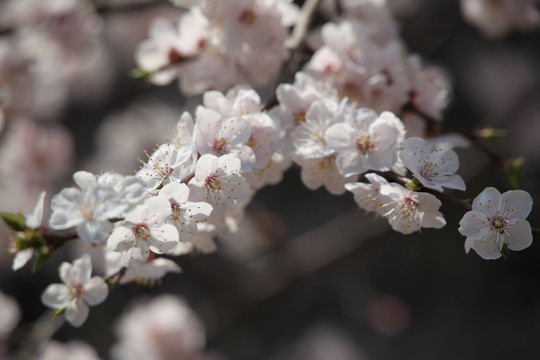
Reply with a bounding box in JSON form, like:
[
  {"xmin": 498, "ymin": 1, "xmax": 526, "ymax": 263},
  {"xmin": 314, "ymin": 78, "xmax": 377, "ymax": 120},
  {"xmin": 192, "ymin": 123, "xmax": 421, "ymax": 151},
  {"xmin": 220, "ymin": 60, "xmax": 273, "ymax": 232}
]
[
  {"xmin": 83, "ymin": 277, "xmax": 109, "ymax": 306},
  {"xmin": 506, "ymin": 219, "xmax": 533, "ymax": 251}
]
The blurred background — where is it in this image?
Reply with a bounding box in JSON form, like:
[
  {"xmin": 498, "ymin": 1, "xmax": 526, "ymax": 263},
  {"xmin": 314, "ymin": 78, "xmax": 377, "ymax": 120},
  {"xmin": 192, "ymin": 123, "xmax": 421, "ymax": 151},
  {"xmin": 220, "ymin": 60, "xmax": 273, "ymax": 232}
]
[{"xmin": 1, "ymin": 0, "xmax": 540, "ymax": 359}]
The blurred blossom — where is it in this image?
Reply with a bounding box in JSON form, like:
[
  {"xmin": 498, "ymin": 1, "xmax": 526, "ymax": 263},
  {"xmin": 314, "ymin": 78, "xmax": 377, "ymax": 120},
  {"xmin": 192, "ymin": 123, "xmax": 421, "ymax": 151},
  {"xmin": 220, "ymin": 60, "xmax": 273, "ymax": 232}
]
[
  {"xmin": 461, "ymin": 0, "xmax": 540, "ymax": 38},
  {"xmin": 36, "ymin": 341, "xmax": 103, "ymax": 360},
  {"xmin": 365, "ymin": 295, "xmax": 410, "ymax": 336},
  {"xmin": 87, "ymin": 100, "xmax": 179, "ymax": 174},
  {"xmin": 0, "ymin": 119, "xmax": 73, "ymax": 190},
  {"xmin": 275, "ymin": 324, "xmax": 368, "ymax": 360},
  {"xmin": 0, "ymin": 289, "xmax": 20, "ymax": 358},
  {"xmin": 111, "ymin": 295, "xmax": 207, "ymax": 360},
  {"xmin": 0, "ymin": 290, "xmax": 20, "ymax": 339}
]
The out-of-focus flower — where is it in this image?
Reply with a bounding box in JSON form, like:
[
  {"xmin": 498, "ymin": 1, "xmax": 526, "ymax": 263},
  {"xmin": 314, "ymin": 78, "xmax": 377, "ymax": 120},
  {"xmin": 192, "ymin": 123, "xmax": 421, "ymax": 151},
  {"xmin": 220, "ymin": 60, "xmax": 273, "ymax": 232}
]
[
  {"xmin": 461, "ymin": 0, "xmax": 540, "ymax": 38},
  {"xmin": 111, "ymin": 295, "xmax": 206, "ymax": 360},
  {"xmin": 36, "ymin": 340, "xmax": 103, "ymax": 360},
  {"xmin": 41, "ymin": 254, "xmax": 109, "ymax": 327}
]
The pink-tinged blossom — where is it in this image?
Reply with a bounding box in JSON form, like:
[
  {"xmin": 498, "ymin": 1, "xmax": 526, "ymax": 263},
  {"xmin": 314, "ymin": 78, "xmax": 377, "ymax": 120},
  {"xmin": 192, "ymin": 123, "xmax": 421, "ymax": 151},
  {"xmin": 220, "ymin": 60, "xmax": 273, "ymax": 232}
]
[
  {"xmin": 244, "ymin": 151, "xmax": 292, "ymax": 189},
  {"xmin": 292, "ymin": 98, "xmax": 349, "ymax": 160},
  {"xmin": 168, "ymin": 222, "xmax": 218, "ymax": 256},
  {"xmin": 379, "ymin": 183, "xmax": 446, "ymax": 234},
  {"xmin": 35, "ymin": 341, "xmax": 103, "ymax": 360},
  {"xmin": 399, "ymin": 137, "xmax": 466, "ymax": 192},
  {"xmin": 273, "ymin": 72, "xmax": 339, "ymax": 130},
  {"xmin": 49, "ymin": 171, "xmax": 130, "ymax": 244},
  {"xmin": 137, "ymin": 142, "xmax": 194, "ymax": 190},
  {"xmin": 461, "ymin": 0, "xmax": 540, "ymax": 38},
  {"xmin": 297, "ymin": 155, "xmax": 357, "ymax": 195},
  {"xmin": 120, "ymin": 258, "xmax": 182, "ymax": 286},
  {"xmin": 193, "ymin": 106, "xmax": 255, "ymax": 172},
  {"xmin": 41, "ymin": 255, "xmax": 108, "ymax": 327},
  {"xmin": 135, "ymin": 9, "xmax": 209, "ymax": 85},
  {"xmin": 458, "ymin": 187, "xmax": 533, "ymax": 260},
  {"xmin": 325, "ymin": 109, "xmax": 403, "ymax": 177},
  {"xmin": 0, "ymin": 289, "xmax": 20, "ymax": 339},
  {"xmin": 203, "ymin": 85, "xmax": 263, "ymax": 118},
  {"xmin": 345, "ymin": 173, "xmax": 389, "ymax": 215},
  {"xmin": 406, "ymin": 55, "xmax": 451, "ymax": 120},
  {"xmin": 158, "ymin": 182, "xmax": 213, "ymax": 242},
  {"xmin": 111, "ymin": 295, "xmax": 206, "ymax": 360},
  {"xmin": 188, "ymin": 154, "xmax": 250, "ymax": 218},
  {"xmin": 107, "ymin": 197, "xmax": 179, "ymax": 267}
]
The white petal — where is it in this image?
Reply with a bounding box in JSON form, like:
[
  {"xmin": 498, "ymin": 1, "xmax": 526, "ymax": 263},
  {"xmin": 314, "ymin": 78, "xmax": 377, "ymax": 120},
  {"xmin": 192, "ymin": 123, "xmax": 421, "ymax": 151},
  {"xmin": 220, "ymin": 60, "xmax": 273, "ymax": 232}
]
[
  {"xmin": 65, "ymin": 298, "xmax": 89, "ymax": 327},
  {"xmin": 12, "ymin": 248, "xmax": 33, "ymax": 271},
  {"xmin": 458, "ymin": 211, "xmax": 490, "ymax": 240},
  {"xmin": 83, "ymin": 277, "xmax": 109, "ymax": 306},
  {"xmin": 470, "ymin": 232, "xmax": 502, "ymax": 260},
  {"xmin": 500, "ymin": 190, "xmax": 533, "ymax": 220},
  {"xmin": 472, "ymin": 187, "xmax": 501, "ymax": 216},
  {"xmin": 505, "ymin": 219, "xmax": 533, "ymax": 251},
  {"xmin": 42, "ymin": 284, "xmax": 71, "ymax": 308},
  {"xmin": 25, "ymin": 191, "xmax": 46, "ymax": 229},
  {"xmin": 107, "ymin": 226, "xmax": 134, "ymax": 252}
]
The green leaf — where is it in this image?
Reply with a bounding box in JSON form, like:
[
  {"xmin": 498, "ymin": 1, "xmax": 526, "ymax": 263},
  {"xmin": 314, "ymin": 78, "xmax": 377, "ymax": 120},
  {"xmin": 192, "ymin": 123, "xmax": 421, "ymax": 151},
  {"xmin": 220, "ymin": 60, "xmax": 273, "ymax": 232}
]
[
  {"xmin": 130, "ymin": 68, "xmax": 150, "ymax": 80},
  {"xmin": 504, "ymin": 157, "xmax": 532, "ymax": 190},
  {"xmin": 0, "ymin": 213, "xmax": 26, "ymax": 231},
  {"xmin": 51, "ymin": 307, "xmax": 67, "ymax": 318},
  {"xmin": 33, "ymin": 251, "xmax": 51, "ymax": 272}
]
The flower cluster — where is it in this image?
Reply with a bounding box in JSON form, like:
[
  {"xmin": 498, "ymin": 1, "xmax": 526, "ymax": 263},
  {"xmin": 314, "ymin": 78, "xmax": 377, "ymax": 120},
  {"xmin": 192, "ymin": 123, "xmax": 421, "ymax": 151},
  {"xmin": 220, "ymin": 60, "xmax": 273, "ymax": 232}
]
[
  {"xmin": 136, "ymin": 0, "xmax": 299, "ymax": 93},
  {"xmin": 0, "ymin": 0, "xmax": 536, "ymax": 335}
]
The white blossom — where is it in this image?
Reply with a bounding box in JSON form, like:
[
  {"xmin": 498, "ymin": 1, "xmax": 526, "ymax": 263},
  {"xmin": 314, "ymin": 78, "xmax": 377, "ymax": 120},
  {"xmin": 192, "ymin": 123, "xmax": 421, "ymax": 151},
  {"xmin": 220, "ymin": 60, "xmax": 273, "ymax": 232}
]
[
  {"xmin": 188, "ymin": 154, "xmax": 250, "ymax": 218},
  {"xmin": 119, "ymin": 258, "xmax": 182, "ymax": 285},
  {"xmin": 379, "ymin": 183, "xmax": 446, "ymax": 234},
  {"xmin": 325, "ymin": 109, "xmax": 403, "ymax": 177},
  {"xmin": 137, "ymin": 143, "xmax": 194, "ymax": 190},
  {"xmin": 157, "ymin": 182, "xmax": 213, "ymax": 242},
  {"xmin": 49, "ymin": 171, "xmax": 130, "ymax": 244},
  {"xmin": 399, "ymin": 137, "xmax": 466, "ymax": 192},
  {"xmin": 111, "ymin": 295, "xmax": 206, "ymax": 360},
  {"xmin": 458, "ymin": 187, "xmax": 533, "ymax": 260},
  {"xmin": 193, "ymin": 106, "xmax": 255, "ymax": 172},
  {"xmin": 41, "ymin": 254, "xmax": 108, "ymax": 327},
  {"xmin": 345, "ymin": 173, "xmax": 389, "ymax": 215},
  {"xmin": 107, "ymin": 197, "xmax": 179, "ymax": 267}
]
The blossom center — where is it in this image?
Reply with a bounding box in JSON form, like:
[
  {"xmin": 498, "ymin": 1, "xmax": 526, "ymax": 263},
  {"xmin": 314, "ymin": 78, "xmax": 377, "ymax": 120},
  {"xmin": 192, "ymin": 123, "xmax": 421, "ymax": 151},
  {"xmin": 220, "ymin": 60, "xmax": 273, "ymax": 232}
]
[
  {"xmin": 170, "ymin": 202, "xmax": 183, "ymax": 221},
  {"xmin": 204, "ymin": 173, "xmax": 222, "ymax": 191},
  {"xmin": 132, "ymin": 223, "xmax": 150, "ymax": 240},
  {"xmin": 401, "ymin": 197, "xmax": 419, "ymax": 216},
  {"xmin": 418, "ymin": 162, "xmax": 435, "ymax": 180},
  {"xmin": 356, "ymin": 136, "xmax": 374, "ymax": 155},
  {"xmin": 80, "ymin": 202, "xmax": 95, "ymax": 221},
  {"xmin": 211, "ymin": 138, "xmax": 228, "ymax": 155},
  {"xmin": 168, "ymin": 48, "xmax": 183, "ymax": 64},
  {"xmin": 239, "ymin": 9, "xmax": 256, "ymax": 24},
  {"xmin": 488, "ymin": 214, "xmax": 508, "ymax": 234},
  {"xmin": 294, "ymin": 112, "xmax": 306, "ymax": 125}
]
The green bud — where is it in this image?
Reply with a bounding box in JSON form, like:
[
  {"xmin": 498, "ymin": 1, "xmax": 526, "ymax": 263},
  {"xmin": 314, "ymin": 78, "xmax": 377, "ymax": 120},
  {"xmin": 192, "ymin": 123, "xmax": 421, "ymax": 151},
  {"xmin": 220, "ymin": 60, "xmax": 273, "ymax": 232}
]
[
  {"xmin": 130, "ymin": 68, "xmax": 150, "ymax": 80},
  {"xmin": 476, "ymin": 127, "xmax": 507, "ymax": 140},
  {"xmin": 51, "ymin": 307, "xmax": 67, "ymax": 318},
  {"xmin": 0, "ymin": 213, "xmax": 26, "ymax": 232},
  {"xmin": 405, "ymin": 178, "xmax": 422, "ymax": 191},
  {"xmin": 504, "ymin": 157, "xmax": 531, "ymax": 190}
]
